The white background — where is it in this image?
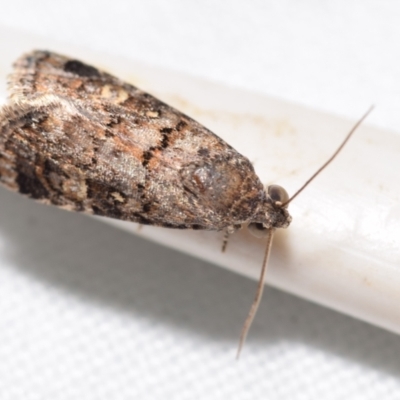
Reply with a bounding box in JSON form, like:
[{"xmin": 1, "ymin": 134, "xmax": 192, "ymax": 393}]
[{"xmin": 0, "ymin": 1, "xmax": 400, "ymax": 399}]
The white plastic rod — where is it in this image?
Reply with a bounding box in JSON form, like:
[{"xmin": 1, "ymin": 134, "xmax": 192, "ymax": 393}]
[{"xmin": 0, "ymin": 26, "xmax": 399, "ymax": 335}]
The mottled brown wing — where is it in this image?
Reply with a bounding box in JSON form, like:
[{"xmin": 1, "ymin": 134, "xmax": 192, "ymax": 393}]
[{"xmin": 0, "ymin": 50, "xmax": 265, "ymax": 230}]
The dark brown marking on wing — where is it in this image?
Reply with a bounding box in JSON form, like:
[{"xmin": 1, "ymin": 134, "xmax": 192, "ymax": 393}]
[
  {"xmin": 15, "ymin": 163, "xmax": 49, "ymax": 199},
  {"xmin": 176, "ymin": 120, "xmax": 187, "ymax": 131},
  {"xmin": 197, "ymin": 148, "xmax": 210, "ymax": 157},
  {"xmin": 142, "ymin": 202, "xmax": 152, "ymax": 213},
  {"xmin": 160, "ymin": 127, "xmax": 173, "ymax": 134},
  {"xmin": 106, "ymin": 115, "xmax": 121, "ymax": 128},
  {"xmin": 42, "ymin": 159, "xmax": 67, "ymax": 194},
  {"xmin": 64, "ymin": 60, "xmax": 100, "ymax": 78},
  {"xmin": 142, "ymin": 148, "xmax": 155, "ymax": 167},
  {"xmin": 86, "ymin": 179, "xmax": 127, "ymax": 219},
  {"xmin": 161, "ymin": 134, "xmax": 169, "ymax": 149}
]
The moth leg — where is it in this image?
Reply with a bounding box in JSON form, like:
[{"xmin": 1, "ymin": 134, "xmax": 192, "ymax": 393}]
[
  {"xmin": 221, "ymin": 224, "xmax": 242, "ymax": 253},
  {"xmin": 137, "ymin": 224, "xmax": 143, "ymax": 232},
  {"xmin": 221, "ymin": 230, "xmax": 230, "ymax": 253}
]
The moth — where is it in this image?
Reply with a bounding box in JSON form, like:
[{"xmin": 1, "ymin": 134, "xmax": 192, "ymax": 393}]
[{"xmin": 0, "ymin": 50, "xmax": 372, "ymax": 357}]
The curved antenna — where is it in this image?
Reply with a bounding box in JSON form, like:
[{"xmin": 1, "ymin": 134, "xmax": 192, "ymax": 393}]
[
  {"xmin": 281, "ymin": 105, "xmax": 374, "ymax": 207},
  {"xmin": 236, "ymin": 228, "xmax": 274, "ymax": 359}
]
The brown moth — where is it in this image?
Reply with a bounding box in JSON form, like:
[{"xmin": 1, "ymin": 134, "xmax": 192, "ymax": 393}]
[{"xmin": 0, "ymin": 51, "xmax": 372, "ymax": 357}]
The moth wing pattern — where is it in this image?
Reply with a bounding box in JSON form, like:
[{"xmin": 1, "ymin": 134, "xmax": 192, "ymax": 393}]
[{"xmin": 0, "ymin": 50, "xmax": 265, "ymax": 230}]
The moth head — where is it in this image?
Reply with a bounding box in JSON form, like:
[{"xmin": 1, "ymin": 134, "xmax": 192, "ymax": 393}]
[{"xmin": 248, "ymin": 184, "xmax": 292, "ymax": 238}]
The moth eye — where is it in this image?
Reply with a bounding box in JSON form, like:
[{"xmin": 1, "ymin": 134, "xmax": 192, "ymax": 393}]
[
  {"xmin": 267, "ymin": 184, "xmax": 289, "ymax": 207},
  {"xmin": 248, "ymin": 222, "xmax": 269, "ymax": 238}
]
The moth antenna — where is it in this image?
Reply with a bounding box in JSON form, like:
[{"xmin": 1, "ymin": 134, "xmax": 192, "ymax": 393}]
[
  {"xmin": 281, "ymin": 105, "xmax": 374, "ymax": 207},
  {"xmin": 236, "ymin": 228, "xmax": 274, "ymax": 359}
]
